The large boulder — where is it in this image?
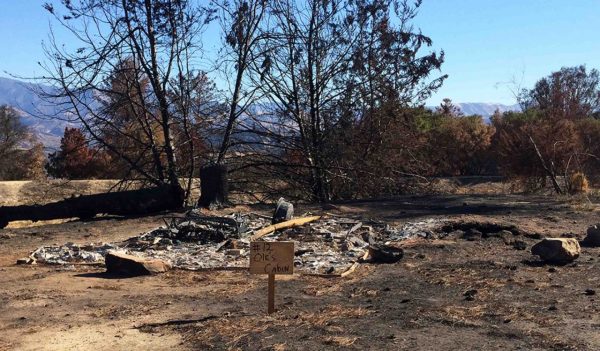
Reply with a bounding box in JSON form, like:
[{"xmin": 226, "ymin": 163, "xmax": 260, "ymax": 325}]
[
  {"xmin": 531, "ymin": 238, "xmax": 580, "ymax": 264},
  {"xmin": 105, "ymin": 251, "xmax": 171, "ymax": 276},
  {"xmin": 583, "ymin": 225, "xmax": 600, "ymax": 247}
]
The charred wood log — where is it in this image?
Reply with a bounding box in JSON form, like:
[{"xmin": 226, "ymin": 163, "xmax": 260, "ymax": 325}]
[
  {"xmin": 0, "ymin": 185, "xmax": 184, "ymax": 229},
  {"xmin": 197, "ymin": 164, "xmax": 229, "ymax": 209}
]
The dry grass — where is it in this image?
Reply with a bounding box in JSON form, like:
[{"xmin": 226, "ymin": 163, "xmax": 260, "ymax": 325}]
[
  {"xmin": 425, "ymin": 304, "xmax": 488, "ymax": 328},
  {"xmin": 569, "ymin": 172, "xmax": 590, "ymax": 194},
  {"xmin": 0, "ymin": 180, "xmax": 121, "ymax": 206},
  {"xmin": 322, "ymin": 336, "xmax": 358, "ymax": 346},
  {"xmin": 428, "ymin": 178, "xmax": 518, "ymax": 195},
  {"xmin": 162, "ymin": 271, "xmax": 258, "ymax": 296},
  {"xmin": 178, "ymin": 304, "xmax": 372, "ymax": 348},
  {"xmin": 566, "ymin": 193, "xmax": 598, "ymax": 212}
]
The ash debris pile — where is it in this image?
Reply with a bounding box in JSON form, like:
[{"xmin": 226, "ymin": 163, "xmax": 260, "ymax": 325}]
[
  {"xmin": 24, "ymin": 208, "xmax": 444, "ymax": 274},
  {"xmin": 31, "ymin": 242, "xmax": 118, "ymax": 265},
  {"xmin": 135, "ymin": 212, "xmax": 257, "ymax": 245}
]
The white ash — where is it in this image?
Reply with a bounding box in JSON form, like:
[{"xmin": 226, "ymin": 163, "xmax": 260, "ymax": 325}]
[
  {"xmin": 383, "ymin": 218, "xmax": 447, "ymax": 242},
  {"xmin": 31, "ymin": 242, "xmax": 118, "ymax": 265},
  {"xmin": 26, "ymin": 214, "xmax": 446, "ymax": 274}
]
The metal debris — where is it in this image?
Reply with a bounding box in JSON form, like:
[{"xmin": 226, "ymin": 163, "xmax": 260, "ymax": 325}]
[
  {"xmin": 26, "ymin": 213, "xmax": 448, "ymax": 274},
  {"xmin": 31, "ymin": 242, "xmax": 118, "ymax": 265}
]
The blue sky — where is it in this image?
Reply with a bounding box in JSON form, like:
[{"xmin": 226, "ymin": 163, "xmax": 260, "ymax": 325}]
[{"xmin": 1, "ymin": 0, "xmax": 599, "ymax": 105}]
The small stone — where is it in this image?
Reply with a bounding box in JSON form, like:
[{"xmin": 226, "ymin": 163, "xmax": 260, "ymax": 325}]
[
  {"xmin": 463, "ymin": 229, "xmax": 482, "ymax": 241},
  {"xmin": 448, "ymin": 230, "xmax": 465, "ymax": 238},
  {"xmin": 224, "ymin": 249, "xmax": 243, "ymax": 256},
  {"xmin": 526, "ymin": 233, "xmax": 544, "ymax": 240},
  {"xmin": 583, "ymin": 224, "xmax": 600, "ymax": 247},
  {"xmin": 531, "ymin": 238, "xmax": 580, "ymax": 264},
  {"xmin": 512, "ymin": 240, "xmax": 527, "ymax": 250},
  {"xmin": 464, "ymin": 289, "xmax": 478, "ymax": 301}
]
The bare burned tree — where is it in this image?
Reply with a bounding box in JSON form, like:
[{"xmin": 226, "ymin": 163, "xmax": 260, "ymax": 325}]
[
  {"xmin": 37, "ymin": 0, "xmax": 209, "ymax": 198},
  {"xmin": 0, "ymin": 0, "xmax": 216, "ymax": 226},
  {"xmin": 243, "ymin": 0, "xmax": 445, "ymax": 202},
  {"xmin": 195, "ymin": 0, "xmax": 268, "ymax": 208}
]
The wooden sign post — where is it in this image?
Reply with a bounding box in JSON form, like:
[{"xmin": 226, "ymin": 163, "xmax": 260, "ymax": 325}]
[{"xmin": 250, "ymin": 241, "xmax": 294, "ymax": 314}]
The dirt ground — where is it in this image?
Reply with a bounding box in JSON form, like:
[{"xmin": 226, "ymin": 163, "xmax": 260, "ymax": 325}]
[{"xmin": 2, "ymin": 191, "xmax": 600, "ymax": 350}]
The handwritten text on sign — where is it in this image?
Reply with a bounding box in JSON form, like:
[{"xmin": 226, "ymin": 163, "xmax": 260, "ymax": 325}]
[{"xmin": 249, "ymin": 241, "xmax": 294, "ymax": 275}]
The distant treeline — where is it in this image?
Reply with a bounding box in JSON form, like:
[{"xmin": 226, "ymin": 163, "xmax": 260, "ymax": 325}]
[{"xmin": 1, "ymin": 0, "xmax": 598, "ymax": 201}]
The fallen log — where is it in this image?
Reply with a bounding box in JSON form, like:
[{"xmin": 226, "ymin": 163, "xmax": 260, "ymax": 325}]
[
  {"xmin": 0, "ymin": 185, "xmax": 184, "ymax": 229},
  {"xmin": 250, "ymin": 216, "xmax": 321, "ymax": 240}
]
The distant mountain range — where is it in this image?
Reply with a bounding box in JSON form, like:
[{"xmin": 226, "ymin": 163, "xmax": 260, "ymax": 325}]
[
  {"xmin": 0, "ymin": 77, "xmax": 77, "ymax": 150},
  {"xmin": 452, "ymin": 102, "xmax": 521, "ymax": 120},
  {"xmin": 0, "ymin": 77, "xmax": 521, "ymax": 150}
]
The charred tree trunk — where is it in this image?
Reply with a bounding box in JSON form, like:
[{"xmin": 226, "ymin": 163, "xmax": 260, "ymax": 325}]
[
  {"xmin": 0, "ymin": 185, "xmax": 184, "ymax": 229},
  {"xmin": 528, "ymin": 134, "xmax": 564, "ymax": 194},
  {"xmin": 198, "ymin": 164, "xmax": 229, "ymax": 209}
]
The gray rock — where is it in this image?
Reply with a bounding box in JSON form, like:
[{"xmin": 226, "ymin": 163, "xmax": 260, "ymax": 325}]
[
  {"xmin": 512, "ymin": 240, "xmax": 527, "ymax": 250},
  {"xmin": 583, "ymin": 224, "xmax": 600, "ymax": 247},
  {"xmin": 463, "ymin": 229, "xmax": 482, "ymax": 241},
  {"xmin": 272, "ymin": 198, "xmax": 294, "ymax": 224},
  {"xmin": 531, "ymin": 238, "xmax": 580, "ymax": 264}
]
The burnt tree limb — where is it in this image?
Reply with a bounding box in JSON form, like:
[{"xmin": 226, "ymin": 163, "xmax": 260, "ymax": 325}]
[{"xmin": 0, "ymin": 185, "xmax": 184, "ymax": 229}]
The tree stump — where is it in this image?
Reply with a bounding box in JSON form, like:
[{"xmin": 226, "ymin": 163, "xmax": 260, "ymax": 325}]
[{"xmin": 198, "ymin": 164, "xmax": 229, "ymax": 209}]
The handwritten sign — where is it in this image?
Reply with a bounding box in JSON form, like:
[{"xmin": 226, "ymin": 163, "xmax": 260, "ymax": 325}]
[{"xmin": 250, "ymin": 241, "xmax": 294, "ymax": 275}]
